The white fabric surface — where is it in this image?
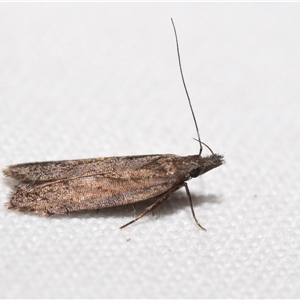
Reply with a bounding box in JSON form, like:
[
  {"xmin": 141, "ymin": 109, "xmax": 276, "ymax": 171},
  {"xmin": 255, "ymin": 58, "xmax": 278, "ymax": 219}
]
[{"xmin": 1, "ymin": 3, "xmax": 300, "ymax": 298}]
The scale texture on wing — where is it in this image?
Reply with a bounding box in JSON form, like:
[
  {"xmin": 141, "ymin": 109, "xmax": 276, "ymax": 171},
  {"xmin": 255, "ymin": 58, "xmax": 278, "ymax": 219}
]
[
  {"xmin": 5, "ymin": 154, "xmax": 187, "ymax": 215},
  {"xmin": 4, "ymin": 155, "xmax": 169, "ymax": 183}
]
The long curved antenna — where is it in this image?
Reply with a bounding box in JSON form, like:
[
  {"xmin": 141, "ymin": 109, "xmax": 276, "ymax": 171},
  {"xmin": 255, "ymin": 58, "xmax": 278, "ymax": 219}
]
[
  {"xmin": 193, "ymin": 138, "xmax": 214, "ymax": 155},
  {"xmin": 171, "ymin": 18, "xmax": 203, "ymax": 156}
]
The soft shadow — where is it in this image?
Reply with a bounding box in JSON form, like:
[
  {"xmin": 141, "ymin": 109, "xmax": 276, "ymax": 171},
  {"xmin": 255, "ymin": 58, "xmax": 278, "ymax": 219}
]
[{"xmin": 51, "ymin": 190, "xmax": 223, "ymax": 226}]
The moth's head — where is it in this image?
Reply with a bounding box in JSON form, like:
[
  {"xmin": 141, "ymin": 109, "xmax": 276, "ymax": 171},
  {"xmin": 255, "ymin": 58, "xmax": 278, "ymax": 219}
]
[{"xmin": 188, "ymin": 153, "xmax": 224, "ymax": 179}]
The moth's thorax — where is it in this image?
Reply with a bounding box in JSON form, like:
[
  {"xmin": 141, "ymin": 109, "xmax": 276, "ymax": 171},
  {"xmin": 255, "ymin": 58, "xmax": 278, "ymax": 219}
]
[{"xmin": 178, "ymin": 153, "xmax": 224, "ymax": 179}]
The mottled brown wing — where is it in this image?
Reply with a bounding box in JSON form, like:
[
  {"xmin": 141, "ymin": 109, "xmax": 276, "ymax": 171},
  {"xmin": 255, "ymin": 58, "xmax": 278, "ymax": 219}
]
[
  {"xmin": 6, "ymin": 154, "xmax": 187, "ymax": 215},
  {"xmin": 3, "ymin": 155, "xmax": 170, "ymax": 183}
]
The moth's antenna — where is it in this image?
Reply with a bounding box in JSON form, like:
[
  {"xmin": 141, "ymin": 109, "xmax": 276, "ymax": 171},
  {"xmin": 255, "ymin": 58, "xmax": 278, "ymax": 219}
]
[
  {"xmin": 193, "ymin": 138, "xmax": 215, "ymax": 155},
  {"xmin": 171, "ymin": 18, "xmax": 203, "ymax": 156}
]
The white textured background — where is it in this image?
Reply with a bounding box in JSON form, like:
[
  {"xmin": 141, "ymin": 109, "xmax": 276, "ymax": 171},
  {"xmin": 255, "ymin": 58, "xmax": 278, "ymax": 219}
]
[{"xmin": 1, "ymin": 3, "xmax": 300, "ymax": 298}]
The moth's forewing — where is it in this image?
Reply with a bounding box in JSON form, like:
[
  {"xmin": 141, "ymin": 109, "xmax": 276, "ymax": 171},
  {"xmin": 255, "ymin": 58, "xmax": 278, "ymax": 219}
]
[
  {"xmin": 5, "ymin": 155, "xmax": 188, "ymax": 215},
  {"xmin": 3, "ymin": 155, "xmax": 166, "ymax": 183}
]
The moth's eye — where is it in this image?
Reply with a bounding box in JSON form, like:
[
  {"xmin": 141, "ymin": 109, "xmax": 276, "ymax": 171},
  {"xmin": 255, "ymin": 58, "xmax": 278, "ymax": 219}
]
[{"xmin": 190, "ymin": 168, "xmax": 200, "ymax": 178}]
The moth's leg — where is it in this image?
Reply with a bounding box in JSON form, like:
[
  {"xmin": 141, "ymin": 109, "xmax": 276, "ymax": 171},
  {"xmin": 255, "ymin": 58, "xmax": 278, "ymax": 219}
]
[
  {"xmin": 184, "ymin": 182, "xmax": 206, "ymax": 231},
  {"xmin": 120, "ymin": 186, "xmax": 181, "ymax": 229}
]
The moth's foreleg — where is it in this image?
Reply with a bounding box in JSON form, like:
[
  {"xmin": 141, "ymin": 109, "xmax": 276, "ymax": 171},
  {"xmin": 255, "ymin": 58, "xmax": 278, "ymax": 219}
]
[
  {"xmin": 184, "ymin": 182, "xmax": 206, "ymax": 231},
  {"xmin": 119, "ymin": 197, "xmax": 165, "ymax": 229},
  {"xmin": 120, "ymin": 186, "xmax": 181, "ymax": 229}
]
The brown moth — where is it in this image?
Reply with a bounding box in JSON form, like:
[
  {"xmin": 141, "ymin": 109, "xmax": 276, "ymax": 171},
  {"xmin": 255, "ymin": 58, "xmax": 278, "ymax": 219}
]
[{"xmin": 3, "ymin": 19, "xmax": 224, "ymax": 230}]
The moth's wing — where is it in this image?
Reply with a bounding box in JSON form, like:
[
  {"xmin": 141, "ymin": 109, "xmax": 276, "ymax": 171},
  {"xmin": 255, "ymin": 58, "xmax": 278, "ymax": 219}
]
[
  {"xmin": 3, "ymin": 155, "xmax": 165, "ymax": 183},
  {"xmin": 8, "ymin": 154, "xmax": 187, "ymax": 215}
]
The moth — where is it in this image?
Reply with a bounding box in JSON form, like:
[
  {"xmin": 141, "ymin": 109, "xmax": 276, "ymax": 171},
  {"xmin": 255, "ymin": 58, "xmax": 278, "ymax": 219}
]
[{"xmin": 3, "ymin": 19, "xmax": 224, "ymax": 230}]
